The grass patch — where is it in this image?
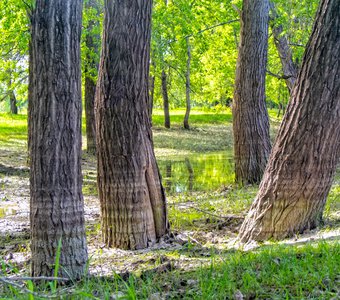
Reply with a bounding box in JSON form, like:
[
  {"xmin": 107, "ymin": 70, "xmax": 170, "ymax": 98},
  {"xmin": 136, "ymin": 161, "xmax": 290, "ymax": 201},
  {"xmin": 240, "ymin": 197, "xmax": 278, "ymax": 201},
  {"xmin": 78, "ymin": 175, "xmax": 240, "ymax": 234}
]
[{"xmin": 1, "ymin": 241, "xmax": 339, "ymax": 299}]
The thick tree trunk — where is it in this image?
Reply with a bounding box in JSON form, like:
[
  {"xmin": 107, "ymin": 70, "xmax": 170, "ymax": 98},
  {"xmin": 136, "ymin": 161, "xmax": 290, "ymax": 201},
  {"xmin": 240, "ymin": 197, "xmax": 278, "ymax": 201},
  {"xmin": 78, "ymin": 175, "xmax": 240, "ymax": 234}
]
[
  {"xmin": 239, "ymin": 0, "xmax": 340, "ymax": 242},
  {"xmin": 29, "ymin": 0, "xmax": 87, "ymax": 278},
  {"xmin": 183, "ymin": 37, "xmax": 191, "ymax": 130},
  {"xmin": 95, "ymin": 0, "xmax": 169, "ymax": 250},
  {"xmin": 161, "ymin": 69, "xmax": 170, "ymax": 129},
  {"xmin": 84, "ymin": 0, "xmax": 100, "ymax": 154},
  {"xmin": 9, "ymin": 91, "xmax": 18, "ymax": 114},
  {"xmin": 232, "ymin": 0, "xmax": 271, "ymax": 185},
  {"xmin": 269, "ymin": 2, "xmax": 298, "ymax": 94}
]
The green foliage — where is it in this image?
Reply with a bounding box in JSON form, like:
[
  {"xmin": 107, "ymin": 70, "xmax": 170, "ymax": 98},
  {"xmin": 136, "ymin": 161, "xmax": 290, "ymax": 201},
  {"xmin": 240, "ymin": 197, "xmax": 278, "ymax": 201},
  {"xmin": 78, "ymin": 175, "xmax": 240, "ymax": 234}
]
[
  {"xmin": 81, "ymin": 0, "xmax": 103, "ymax": 82},
  {"xmin": 152, "ymin": 0, "xmax": 239, "ymax": 108},
  {"xmin": 0, "ymin": 0, "xmax": 319, "ymax": 113},
  {"xmin": 0, "ymin": 0, "xmax": 30, "ymax": 112}
]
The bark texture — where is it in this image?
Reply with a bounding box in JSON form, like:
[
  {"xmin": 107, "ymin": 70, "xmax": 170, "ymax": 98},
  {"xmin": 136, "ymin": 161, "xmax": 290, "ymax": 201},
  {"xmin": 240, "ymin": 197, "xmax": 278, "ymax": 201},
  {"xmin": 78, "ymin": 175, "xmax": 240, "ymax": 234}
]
[
  {"xmin": 269, "ymin": 2, "xmax": 298, "ymax": 94},
  {"xmin": 95, "ymin": 0, "xmax": 169, "ymax": 250},
  {"xmin": 84, "ymin": 0, "xmax": 100, "ymax": 154},
  {"xmin": 29, "ymin": 0, "xmax": 87, "ymax": 278},
  {"xmin": 239, "ymin": 0, "xmax": 340, "ymax": 242},
  {"xmin": 184, "ymin": 37, "xmax": 191, "ymax": 130},
  {"xmin": 232, "ymin": 0, "xmax": 271, "ymax": 185},
  {"xmin": 161, "ymin": 69, "xmax": 170, "ymax": 128}
]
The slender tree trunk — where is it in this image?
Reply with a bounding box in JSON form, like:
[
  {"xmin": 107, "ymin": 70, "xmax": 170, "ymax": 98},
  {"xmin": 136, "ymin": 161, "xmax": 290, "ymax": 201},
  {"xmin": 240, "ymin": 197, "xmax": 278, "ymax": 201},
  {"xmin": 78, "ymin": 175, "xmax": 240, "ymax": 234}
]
[
  {"xmin": 9, "ymin": 91, "xmax": 18, "ymax": 114},
  {"xmin": 184, "ymin": 37, "xmax": 191, "ymax": 130},
  {"xmin": 232, "ymin": 0, "xmax": 271, "ymax": 185},
  {"xmin": 84, "ymin": 0, "xmax": 100, "ymax": 154},
  {"xmin": 161, "ymin": 69, "xmax": 171, "ymax": 129},
  {"xmin": 95, "ymin": 0, "xmax": 169, "ymax": 250},
  {"xmin": 29, "ymin": 0, "xmax": 87, "ymax": 278},
  {"xmin": 149, "ymin": 69, "xmax": 155, "ymax": 120},
  {"xmin": 85, "ymin": 76, "xmax": 97, "ymax": 153},
  {"xmin": 269, "ymin": 2, "xmax": 298, "ymax": 94},
  {"xmin": 7, "ymin": 74, "xmax": 18, "ymax": 114},
  {"xmin": 239, "ymin": 0, "xmax": 340, "ymax": 242}
]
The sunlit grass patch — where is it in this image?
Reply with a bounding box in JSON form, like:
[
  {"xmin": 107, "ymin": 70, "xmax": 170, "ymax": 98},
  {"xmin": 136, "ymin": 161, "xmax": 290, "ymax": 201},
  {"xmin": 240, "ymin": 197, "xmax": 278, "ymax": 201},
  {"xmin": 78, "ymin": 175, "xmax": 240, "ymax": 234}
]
[{"xmin": 0, "ymin": 113, "xmax": 27, "ymax": 148}]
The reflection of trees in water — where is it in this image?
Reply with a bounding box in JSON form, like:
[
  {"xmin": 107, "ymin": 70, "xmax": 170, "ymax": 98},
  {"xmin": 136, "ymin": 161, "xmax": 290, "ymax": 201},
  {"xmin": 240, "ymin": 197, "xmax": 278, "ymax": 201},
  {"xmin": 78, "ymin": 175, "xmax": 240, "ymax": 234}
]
[
  {"xmin": 185, "ymin": 158, "xmax": 194, "ymax": 192},
  {"xmin": 159, "ymin": 153, "xmax": 235, "ymax": 194},
  {"xmin": 165, "ymin": 161, "xmax": 172, "ymax": 193}
]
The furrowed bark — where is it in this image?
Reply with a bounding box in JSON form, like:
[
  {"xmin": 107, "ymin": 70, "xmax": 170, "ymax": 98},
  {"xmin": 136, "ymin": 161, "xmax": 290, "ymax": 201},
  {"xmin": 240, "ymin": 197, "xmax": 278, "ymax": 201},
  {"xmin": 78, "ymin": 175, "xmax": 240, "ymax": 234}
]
[
  {"xmin": 96, "ymin": 0, "xmax": 169, "ymax": 250},
  {"xmin": 232, "ymin": 0, "xmax": 272, "ymax": 185},
  {"xmin": 29, "ymin": 0, "xmax": 87, "ymax": 278},
  {"xmin": 239, "ymin": 0, "xmax": 340, "ymax": 242}
]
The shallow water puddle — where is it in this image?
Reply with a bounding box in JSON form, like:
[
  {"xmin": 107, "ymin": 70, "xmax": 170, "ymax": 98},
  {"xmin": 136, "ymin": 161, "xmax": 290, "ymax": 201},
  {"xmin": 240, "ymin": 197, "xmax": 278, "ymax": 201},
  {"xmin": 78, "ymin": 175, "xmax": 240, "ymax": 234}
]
[{"xmin": 158, "ymin": 152, "xmax": 234, "ymax": 194}]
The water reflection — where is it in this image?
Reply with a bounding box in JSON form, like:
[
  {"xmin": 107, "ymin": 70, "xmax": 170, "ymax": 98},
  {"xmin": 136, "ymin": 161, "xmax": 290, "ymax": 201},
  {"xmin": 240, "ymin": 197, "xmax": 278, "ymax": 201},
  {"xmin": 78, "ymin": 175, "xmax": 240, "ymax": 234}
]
[{"xmin": 158, "ymin": 152, "xmax": 234, "ymax": 194}]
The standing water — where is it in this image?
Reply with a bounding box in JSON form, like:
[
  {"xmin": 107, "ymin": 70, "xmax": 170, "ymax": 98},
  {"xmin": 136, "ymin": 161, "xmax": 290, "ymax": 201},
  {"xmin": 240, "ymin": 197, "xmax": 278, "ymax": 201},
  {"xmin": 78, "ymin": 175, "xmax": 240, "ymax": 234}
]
[{"xmin": 157, "ymin": 152, "xmax": 234, "ymax": 194}]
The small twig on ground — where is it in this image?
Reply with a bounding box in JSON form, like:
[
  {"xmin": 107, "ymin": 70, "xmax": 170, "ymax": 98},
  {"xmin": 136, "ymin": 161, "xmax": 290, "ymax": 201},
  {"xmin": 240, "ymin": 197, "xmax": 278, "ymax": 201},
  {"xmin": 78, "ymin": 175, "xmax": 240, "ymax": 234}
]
[
  {"xmin": 0, "ymin": 276, "xmax": 73, "ymax": 299},
  {"xmin": 178, "ymin": 232, "xmax": 202, "ymax": 246},
  {"xmin": 7, "ymin": 276, "xmax": 69, "ymax": 282}
]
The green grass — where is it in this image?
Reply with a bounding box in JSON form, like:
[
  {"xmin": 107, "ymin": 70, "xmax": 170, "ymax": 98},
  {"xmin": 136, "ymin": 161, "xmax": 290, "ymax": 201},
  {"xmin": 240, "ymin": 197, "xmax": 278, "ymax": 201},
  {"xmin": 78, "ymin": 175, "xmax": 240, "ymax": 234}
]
[
  {"xmin": 1, "ymin": 241, "xmax": 339, "ymax": 299},
  {"xmin": 0, "ymin": 113, "xmax": 27, "ymax": 148}
]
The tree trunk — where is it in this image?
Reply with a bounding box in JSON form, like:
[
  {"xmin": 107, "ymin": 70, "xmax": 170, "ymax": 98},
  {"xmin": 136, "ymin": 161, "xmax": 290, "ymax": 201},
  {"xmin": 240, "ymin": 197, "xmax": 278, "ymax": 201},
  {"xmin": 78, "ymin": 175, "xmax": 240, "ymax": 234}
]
[
  {"xmin": 183, "ymin": 37, "xmax": 191, "ymax": 130},
  {"xmin": 84, "ymin": 0, "xmax": 100, "ymax": 154},
  {"xmin": 85, "ymin": 76, "xmax": 97, "ymax": 154},
  {"xmin": 269, "ymin": 2, "xmax": 298, "ymax": 94},
  {"xmin": 95, "ymin": 0, "xmax": 169, "ymax": 250},
  {"xmin": 7, "ymin": 74, "xmax": 18, "ymax": 114},
  {"xmin": 232, "ymin": 0, "xmax": 271, "ymax": 185},
  {"xmin": 29, "ymin": 0, "xmax": 87, "ymax": 278},
  {"xmin": 149, "ymin": 58, "xmax": 156, "ymax": 120},
  {"xmin": 239, "ymin": 0, "xmax": 340, "ymax": 242},
  {"xmin": 9, "ymin": 91, "xmax": 18, "ymax": 114},
  {"xmin": 161, "ymin": 69, "xmax": 170, "ymax": 129}
]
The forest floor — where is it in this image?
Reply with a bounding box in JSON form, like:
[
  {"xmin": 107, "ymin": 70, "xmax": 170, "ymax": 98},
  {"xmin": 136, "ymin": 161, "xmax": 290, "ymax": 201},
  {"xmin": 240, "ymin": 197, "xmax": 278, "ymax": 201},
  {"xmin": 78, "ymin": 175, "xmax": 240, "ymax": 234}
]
[{"xmin": 0, "ymin": 109, "xmax": 339, "ymax": 299}]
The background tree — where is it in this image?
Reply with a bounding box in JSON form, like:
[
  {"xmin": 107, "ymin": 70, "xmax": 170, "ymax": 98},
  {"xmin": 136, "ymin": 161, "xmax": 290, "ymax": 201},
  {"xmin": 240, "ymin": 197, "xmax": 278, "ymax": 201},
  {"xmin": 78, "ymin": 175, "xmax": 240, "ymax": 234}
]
[
  {"xmin": 82, "ymin": 0, "xmax": 102, "ymax": 154},
  {"xmin": 29, "ymin": 0, "xmax": 88, "ymax": 278},
  {"xmin": 239, "ymin": 0, "xmax": 340, "ymax": 242},
  {"xmin": 95, "ymin": 0, "xmax": 169, "ymax": 250},
  {"xmin": 232, "ymin": 0, "xmax": 272, "ymax": 185},
  {"xmin": 269, "ymin": 2, "xmax": 298, "ymax": 94}
]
